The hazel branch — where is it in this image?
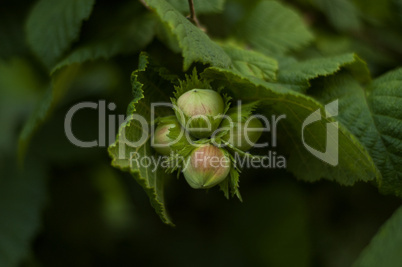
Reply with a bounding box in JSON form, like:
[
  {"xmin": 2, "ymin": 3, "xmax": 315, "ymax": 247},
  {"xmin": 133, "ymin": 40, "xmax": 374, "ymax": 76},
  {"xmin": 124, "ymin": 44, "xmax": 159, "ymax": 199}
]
[{"xmin": 187, "ymin": 0, "xmax": 205, "ymax": 31}]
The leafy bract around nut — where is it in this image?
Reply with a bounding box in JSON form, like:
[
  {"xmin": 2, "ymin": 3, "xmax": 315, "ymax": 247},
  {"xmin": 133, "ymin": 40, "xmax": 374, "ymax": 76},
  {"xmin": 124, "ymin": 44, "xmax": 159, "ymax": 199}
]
[
  {"xmin": 176, "ymin": 88, "xmax": 224, "ymax": 138},
  {"xmin": 221, "ymin": 117, "xmax": 263, "ymax": 151},
  {"xmin": 171, "ymin": 69, "xmax": 231, "ymax": 139},
  {"xmin": 183, "ymin": 144, "xmax": 231, "ymax": 189},
  {"xmin": 152, "ymin": 116, "xmax": 181, "ymax": 155},
  {"xmin": 220, "ymin": 101, "xmax": 263, "ymax": 151},
  {"xmin": 178, "ymin": 89, "xmax": 224, "ymax": 117}
]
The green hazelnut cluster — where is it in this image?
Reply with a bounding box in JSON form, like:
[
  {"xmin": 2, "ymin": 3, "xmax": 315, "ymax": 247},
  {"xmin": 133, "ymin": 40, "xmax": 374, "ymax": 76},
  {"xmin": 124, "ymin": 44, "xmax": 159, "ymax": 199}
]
[{"xmin": 152, "ymin": 88, "xmax": 263, "ymax": 190}]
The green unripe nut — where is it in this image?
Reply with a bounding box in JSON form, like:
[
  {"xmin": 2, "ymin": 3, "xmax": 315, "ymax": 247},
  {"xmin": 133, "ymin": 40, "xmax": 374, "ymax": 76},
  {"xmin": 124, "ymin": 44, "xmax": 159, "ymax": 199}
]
[
  {"xmin": 183, "ymin": 144, "xmax": 231, "ymax": 189},
  {"xmin": 176, "ymin": 89, "xmax": 224, "ymax": 139},
  {"xmin": 152, "ymin": 120, "xmax": 180, "ymax": 155},
  {"xmin": 221, "ymin": 117, "xmax": 263, "ymax": 151}
]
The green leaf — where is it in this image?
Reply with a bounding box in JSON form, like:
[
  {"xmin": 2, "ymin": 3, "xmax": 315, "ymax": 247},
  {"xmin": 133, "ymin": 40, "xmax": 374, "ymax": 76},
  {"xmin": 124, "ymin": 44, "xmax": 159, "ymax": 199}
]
[
  {"xmin": 52, "ymin": 13, "xmax": 156, "ymax": 74},
  {"xmin": 18, "ymin": 65, "xmax": 82, "ymax": 161},
  {"xmin": 108, "ymin": 53, "xmax": 175, "ymax": 226},
  {"xmin": 352, "ymin": 206, "xmax": 402, "ymax": 267},
  {"xmin": 144, "ymin": 0, "xmax": 231, "ymax": 70},
  {"xmin": 166, "ymin": 0, "xmax": 225, "ymax": 14},
  {"xmin": 278, "ymin": 53, "xmax": 371, "ymax": 92},
  {"xmin": 397, "ymin": 0, "xmax": 402, "ymax": 24},
  {"xmin": 202, "ymin": 67, "xmax": 380, "ymax": 185},
  {"xmin": 0, "ymin": 160, "xmax": 47, "ymax": 267},
  {"xmin": 221, "ymin": 43, "xmax": 278, "ymax": 82},
  {"xmin": 26, "ymin": 0, "xmax": 96, "ymax": 68},
  {"xmin": 312, "ymin": 0, "xmax": 361, "ymax": 32},
  {"xmin": 315, "ymin": 33, "xmax": 398, "ymax": 76},
  {"xmin": 359, "ymin": 69, "xmax": 402, "ymax": 195},
  {"xmin": 229, "ymin": 165, "xmax": 242, "ymax": 201},
  {"xmin": 18, "ymin": 62, "xmax": 120, "ymax": 161},
  {"xmin": 0, "ymin": 58, "xmax": 42, "ymax": 155},
  {"xmin": 236, "ymin": 0, "xmax": 314, "ymax": 56},
  {"xmin": 351, "ymin": 0, "xmax": 393, "ymax": 23},
  {"xmin": 0, "ymin": 6, "xmax": 27, "ymax": 60},
  {"xmin": 309, "ymin": 69, "xmax": 402, "ymax": 196}
]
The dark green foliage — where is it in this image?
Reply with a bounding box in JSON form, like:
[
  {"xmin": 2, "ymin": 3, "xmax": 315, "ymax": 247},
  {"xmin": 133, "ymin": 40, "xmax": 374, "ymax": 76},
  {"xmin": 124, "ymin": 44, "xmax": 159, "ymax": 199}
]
[{"xmin": 1, "ymin": 0, "xmax": 402, "ymax": 266}]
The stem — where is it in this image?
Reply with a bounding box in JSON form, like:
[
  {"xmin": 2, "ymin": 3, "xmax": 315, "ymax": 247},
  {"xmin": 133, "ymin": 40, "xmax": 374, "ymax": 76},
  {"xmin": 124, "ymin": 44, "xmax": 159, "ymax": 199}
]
[
  {"xmin": 187, "ymin": 0, "xmax": 204, "ymax": 30},
  {"xmin": 139, "ymin": 0, "xmax": 149, "ymax": 9},
  {"xmin": 188, "ymin": 0, "xmax": 196, "ymax": 20}
]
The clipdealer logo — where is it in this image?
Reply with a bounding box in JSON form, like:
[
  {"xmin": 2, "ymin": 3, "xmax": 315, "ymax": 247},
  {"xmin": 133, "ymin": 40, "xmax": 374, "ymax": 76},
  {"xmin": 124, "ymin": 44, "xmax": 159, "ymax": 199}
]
[
  {"xmin": 302, "ymin": 100, "xmax": 339, "ymax": 166},
  {"xmin": 63, "ymin": 99, "xmax": 339, "ymax": 168}
]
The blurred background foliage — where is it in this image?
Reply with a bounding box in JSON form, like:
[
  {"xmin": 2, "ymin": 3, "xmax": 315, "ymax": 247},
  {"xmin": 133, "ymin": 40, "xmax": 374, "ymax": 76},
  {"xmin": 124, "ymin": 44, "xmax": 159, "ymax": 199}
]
[{"xmin": 0, "ymin": 0, "xmax": 401, "ymax": 266}]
